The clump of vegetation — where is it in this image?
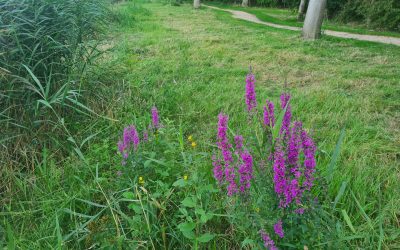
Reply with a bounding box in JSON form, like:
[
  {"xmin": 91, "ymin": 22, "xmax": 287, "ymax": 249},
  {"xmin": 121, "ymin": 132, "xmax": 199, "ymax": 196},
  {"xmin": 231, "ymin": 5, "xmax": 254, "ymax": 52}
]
[{"xmin": 0, "ymin": 0, "xmax": 109, "ymax": 172}]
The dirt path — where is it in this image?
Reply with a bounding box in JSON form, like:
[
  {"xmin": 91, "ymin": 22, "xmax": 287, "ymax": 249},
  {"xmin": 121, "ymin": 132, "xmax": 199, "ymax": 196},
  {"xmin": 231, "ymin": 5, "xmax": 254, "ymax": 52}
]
[{"xmin": 205, "ymin": 5, "xmax": 400, "ymax": 46}]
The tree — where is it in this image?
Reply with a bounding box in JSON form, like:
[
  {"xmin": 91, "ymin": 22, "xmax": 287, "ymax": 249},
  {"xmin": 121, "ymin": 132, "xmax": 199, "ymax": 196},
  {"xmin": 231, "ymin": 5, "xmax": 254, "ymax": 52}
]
[
  {"xmin": 242, "ymin": 0, "xmax": 249, "ymax": 7},
  {"xmin": 297, "ymin": 0, "xmax": 306, "ymax": 21},
  {"xmin": 302, "ymin": 0, "xmax": 327, "ymax": 40},
  {"xmin": 193, "ymin": 0, "xmax": 200, "ymax": 9}
]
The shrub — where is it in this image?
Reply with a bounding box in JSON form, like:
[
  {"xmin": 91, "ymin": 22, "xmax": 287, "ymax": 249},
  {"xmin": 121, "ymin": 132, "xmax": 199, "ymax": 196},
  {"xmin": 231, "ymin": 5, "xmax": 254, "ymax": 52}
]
[{"xmin": 0, "ymin": 0, "xmax": 109, "ymax": 167}]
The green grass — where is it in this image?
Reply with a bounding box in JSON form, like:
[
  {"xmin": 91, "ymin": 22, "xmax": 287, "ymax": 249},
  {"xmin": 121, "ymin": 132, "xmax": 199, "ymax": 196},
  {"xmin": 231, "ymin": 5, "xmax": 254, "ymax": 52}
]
[
  {"xmin": 2, "ymin": 1, "xmax": 400, "ymax": 249},
  {"xmin": 205, "ymin": 1, "xmax": 400, "ymax": 38}
]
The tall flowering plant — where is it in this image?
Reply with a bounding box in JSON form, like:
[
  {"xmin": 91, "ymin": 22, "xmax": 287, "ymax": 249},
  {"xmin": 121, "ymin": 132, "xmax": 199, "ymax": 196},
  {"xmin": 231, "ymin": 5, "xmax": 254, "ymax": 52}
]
[
  {"xmin": 212, "ymin": 71, "xmax": 317, "ymax": 249},
  {"xmin": 117, "ymin": 106, "xmax": 160, "ymax": 166}
]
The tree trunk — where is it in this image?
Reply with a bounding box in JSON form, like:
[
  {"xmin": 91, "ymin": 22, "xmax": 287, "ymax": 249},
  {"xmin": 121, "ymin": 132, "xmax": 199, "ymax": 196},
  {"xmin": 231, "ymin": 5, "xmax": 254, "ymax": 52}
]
[
  {"xmin": 302, "ymin": 0, "xmax": 327, "ymax": 40},
  {"xmin": 297, "ymin": 0, "xmax": 306, "ymax": 21},
  {"xmin": 242, "ymin": 0, "xmax": 249, "ymax": 7},
  {"xmin": 193, "ymin": 0, "xmax": 200, "ymax": 9}
]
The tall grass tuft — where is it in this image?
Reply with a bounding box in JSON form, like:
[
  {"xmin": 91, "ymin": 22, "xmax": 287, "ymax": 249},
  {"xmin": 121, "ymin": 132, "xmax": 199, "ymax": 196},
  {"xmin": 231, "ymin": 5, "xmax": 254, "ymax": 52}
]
[{"xmin": 0, "ymin": 0, "xmax": 109, "ymax": 178}]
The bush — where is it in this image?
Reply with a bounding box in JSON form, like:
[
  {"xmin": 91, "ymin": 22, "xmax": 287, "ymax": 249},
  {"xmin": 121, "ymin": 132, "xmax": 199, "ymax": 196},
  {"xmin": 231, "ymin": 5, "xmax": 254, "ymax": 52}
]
[
  {"xmin": 335, "ymin": 0, "xmax": 400, "ymax": 31},
  {"xmin": 0, "ymin": 0, "xmax": 109, "ymax": 167}
]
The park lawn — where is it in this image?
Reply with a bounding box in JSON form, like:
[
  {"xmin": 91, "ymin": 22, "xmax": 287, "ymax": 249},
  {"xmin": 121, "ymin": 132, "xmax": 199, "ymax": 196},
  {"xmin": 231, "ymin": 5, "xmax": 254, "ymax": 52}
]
[
  {"xmin": 205, "ymin": 2, "xmax": 400, "ymax": 38},
  {"xmin": 110, "ymin": 2, "xmax": 400, "ymax": 248},
  {"xmin": 3, "ymin": 1, "xmax": 399, "ymax": 249}
]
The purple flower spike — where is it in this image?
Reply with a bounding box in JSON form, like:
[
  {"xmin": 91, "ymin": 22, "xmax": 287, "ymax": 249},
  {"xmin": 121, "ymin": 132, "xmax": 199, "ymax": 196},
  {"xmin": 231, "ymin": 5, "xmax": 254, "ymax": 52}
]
[
  {"xmin": 245, "ymin": 73, "xmax": 257, "ymax": 113},
  {"xmin": 274, "ymin": 220, "xmax": 284, "ymax": 238},
  {"xmin": 151, "ymin": 106, "xmax": 160, "ymax": 129},
  {"xmin": 238, "ymin": 151, "xmax": 253, "ymax": 193},
  {"xmin": 234, "ymin": 135, "xmax": 244, "ymax": 155},
  {"xmin": 279, "ymin": 93, "xmax": 291, "ymax": 138},
  {"xmin": 128, "ymin": 125, "xmax": 140, "ymax": 150},
  {"xmin": 260, "ymin": 230, "xmax": 277, "ymax": 250},
  {"xmin": 143, "ymin": 130, "xmax": 149, "ymax": 142},
  {"xmin": 263, "ymin": 100, "xmax": 275, "ymax": 128},
  {"xmin": 273, "ymin": 139, "xmax": 286, "ymax": 196},
  {"xmin": 301, "ymin": 129, "xmax": 316, "ymax": 191},
  {"xmin": 212, "ymin": 155, "xmax": 224, "ymax": 184}
]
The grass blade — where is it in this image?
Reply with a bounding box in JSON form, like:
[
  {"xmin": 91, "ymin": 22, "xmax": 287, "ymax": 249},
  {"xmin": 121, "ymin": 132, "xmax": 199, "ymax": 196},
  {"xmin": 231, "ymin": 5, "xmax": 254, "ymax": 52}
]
[
  {"xmin": 341, "ymin": 209, "xmax": 356, "ymax": 234},
  {"xmin": 327, "ymin": 129, "xmax": 345, "ymax": 181}
]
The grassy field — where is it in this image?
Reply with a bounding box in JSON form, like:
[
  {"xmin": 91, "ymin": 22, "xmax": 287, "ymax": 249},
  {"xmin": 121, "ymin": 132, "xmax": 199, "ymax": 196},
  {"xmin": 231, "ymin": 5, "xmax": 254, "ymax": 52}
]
[
  {"xmin": 2, "ymin": 1, "xmax": 400, "ymax": 249},
  {"xmin": 205, "ymin": 2, "xmax": 400, "ymax": 38}
]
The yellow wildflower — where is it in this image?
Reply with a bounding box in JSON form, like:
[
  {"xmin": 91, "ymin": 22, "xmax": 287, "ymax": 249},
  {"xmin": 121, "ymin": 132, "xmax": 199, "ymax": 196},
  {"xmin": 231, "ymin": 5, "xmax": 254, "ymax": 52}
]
[
  {"xmin": 255, "ymin": 207, "xmax": 260, "ymax": 213},
  {"xmin": 138, "ymin": 176, "xmax": 145, "ymax": 185},
  {"xmin": 188, "ymin": 135, "xmax": 193, "ymax": 142},
  {"xmin": 183, "ymin": 175, "xmax": 188, "ymax": 181},
  {"xmin": 191, "ymin": 141, "xmax": 197, "ymax": 148}
]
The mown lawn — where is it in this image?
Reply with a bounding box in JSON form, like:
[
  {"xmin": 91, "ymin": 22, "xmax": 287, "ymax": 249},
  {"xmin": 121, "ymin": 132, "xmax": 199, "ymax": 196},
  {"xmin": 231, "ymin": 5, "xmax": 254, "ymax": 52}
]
[{"xmin": 2, "ymin": 1, "xmax": 399, "ymax": 249}]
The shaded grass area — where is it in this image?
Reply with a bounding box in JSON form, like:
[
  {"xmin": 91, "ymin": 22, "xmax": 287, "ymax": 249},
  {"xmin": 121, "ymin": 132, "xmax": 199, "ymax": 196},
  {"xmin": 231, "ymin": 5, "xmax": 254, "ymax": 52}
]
[
  {"xmin": 205, "ymin": 1, "xmax": 400, "ymax": 38},
  {"xmin": 1, "ymin": 1, "xmax": 399, "ymax": 249}
]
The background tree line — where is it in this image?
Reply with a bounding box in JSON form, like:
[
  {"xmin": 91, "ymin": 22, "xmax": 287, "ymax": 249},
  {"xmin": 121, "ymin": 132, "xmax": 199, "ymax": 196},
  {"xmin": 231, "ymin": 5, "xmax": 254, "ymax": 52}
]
[{"xmin": 212, "ymin": 0, "xmax": 400, "ymax": 31}]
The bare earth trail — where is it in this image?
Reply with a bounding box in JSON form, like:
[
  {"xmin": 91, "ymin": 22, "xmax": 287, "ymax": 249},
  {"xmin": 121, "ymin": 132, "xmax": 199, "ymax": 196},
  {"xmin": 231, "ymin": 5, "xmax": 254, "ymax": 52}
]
[{"xmin": 205, "ymin": 5, "xmax": 400, "ymax": 46}]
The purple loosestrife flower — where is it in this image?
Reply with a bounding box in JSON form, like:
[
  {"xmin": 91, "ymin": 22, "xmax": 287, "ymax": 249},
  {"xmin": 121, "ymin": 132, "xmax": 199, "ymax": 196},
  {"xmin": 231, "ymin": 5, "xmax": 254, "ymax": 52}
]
[
  {"xmin": 151, "ymin": 106, "xmax": 160, "ymax": 129},
  {"xmin": 212, "ymin": 154, "xmax": 224, "ymax": 184},
  {"xmin": 273, "ymin": 139, "xmax": 286, "ymax": 197},
  {"xmin": 234, "ymin": 135, "xmax": 244, "ymax": 155},
  {"xmin": 215, "ymin": 113, "xmax": 237, "ymax": 195},
  {"xmin": 301, "ymin": 129, "xmax": 316, "ymax": 191},
  {"xmin": 263, "ymin": 100, "xmax": 275, "ymax": 127},
  {"xmin": 274, "ymin": 220, "xmax": 284, "ymax": 238},
  {"xmin": 245, "ymin": 73, "xmax": 257, "ymax": 113},
  {"xmin": 129, "ymin": 125, "xmax": 140, "ymax": 150},
  {"xmin": 225, "ymin": 166, "xmax": 238, "ymax": 196},
  {"xmin": 260, "ymin": 230, "xmax": 277, "ymax": 250},
  {"xmin": 143, "ymin": 130, "xmax": 149, "ymax": 142},
  {"xmin": 217, "ymin": 113, "xmax": 233, "ymax": 164},
  {"xmin": 279, "ymin": 93, "xmax": 291, "ymax": 138},
  {"xmin": 117, "ymin": 140, "xmax": 128, "ymax": 159},
  {"xmin": 238, "ymin": 151, "xmax": 253, "ymax": 192}
]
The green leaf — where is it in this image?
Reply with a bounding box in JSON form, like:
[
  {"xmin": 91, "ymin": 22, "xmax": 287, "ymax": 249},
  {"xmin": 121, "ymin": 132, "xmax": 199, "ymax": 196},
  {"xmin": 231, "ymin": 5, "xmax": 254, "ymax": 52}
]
[
  {"xmin": 341, "ymin": 209, "xmax": 356, "ymax": 233},
  {"xmin": 333, "ymin": 181, "xmax": 347, "ymax": 209},
  {"xmin": 178, "ymin": 222, "xmax": 196, "ymax": 232},
  {"xmin": 6, "ymin": 221, "xmax": 15, "ymax": 250},
  {"xmin": 181, "ymin": 197, "xmax": 196, "ymax": 208},
  {"xmin": 173, "ymin": 179, "xmax": 187, "ymax": 188},
  {"xmin": 327, "ymin": 129, "xmax": 345, "ymax": 181},
  {"xmin": 200, "ymin": 213, "xmax": 213, "ymax": 224},
  {"xmin": 122, "ymin": 192, "xmax": 135, "ymax": 199},
  {"xmin": 128, "ymin": 203, "xmax": 142, "ymax": 214},
  {"xmin": 241, "ymin": 238, "xmax": 255, "ymax": 248},
  {"xmin": 197, "ymin": 233, "xmax": 215, "ymax": 243},
  {"xmin": 272, "ymin": 100, "xmax": 289, "ymax": 140},
  {"xmin": 182, "ymin": 230, "xmax": 195, "ymax": 240}
]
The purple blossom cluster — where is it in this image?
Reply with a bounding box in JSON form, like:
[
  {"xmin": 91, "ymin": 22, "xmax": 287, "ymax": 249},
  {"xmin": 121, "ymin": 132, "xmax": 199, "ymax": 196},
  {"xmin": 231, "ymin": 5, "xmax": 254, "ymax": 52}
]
[
  {"xmin": 212, "ymin": 113, "xmax": 254, "ymax": 196},
  {"xmin": 245, "ymin": 73, "xmax": 257, "ymax": 113},
  {"xmin": 213, "ymin": 72, "xmax": 318, "ymax": 249},
  {"xmin": 118, "ymin": 125, "xmax": 140, "ymax": 160},
  {"xmin": 273, "ymin": 220, "xmax": 284, "ymax": 238},
  {"xmin": 263, "ymin": 100, "xmax": 275, "ymax": 127},
  {"xmin": 273, "ymin": 120, "xmax": 316, "ymax": 207},
  {"xmin": 260, "ymin": 230, "xmax": 277, "ymax": 250},
  {"xmin": 117, "ymin": 106, "xmax": 161, "ymax": 164}
]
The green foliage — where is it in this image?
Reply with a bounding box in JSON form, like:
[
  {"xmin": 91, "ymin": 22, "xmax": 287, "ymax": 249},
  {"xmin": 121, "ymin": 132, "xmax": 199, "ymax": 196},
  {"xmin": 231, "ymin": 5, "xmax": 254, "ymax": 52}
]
[
  {"xmin": 334, "ymin": 0, "xmax": 400, "ymax": 31},
  {"xmin": 0, "ymin": 0, "xmax": 109, "ymax": 167}
]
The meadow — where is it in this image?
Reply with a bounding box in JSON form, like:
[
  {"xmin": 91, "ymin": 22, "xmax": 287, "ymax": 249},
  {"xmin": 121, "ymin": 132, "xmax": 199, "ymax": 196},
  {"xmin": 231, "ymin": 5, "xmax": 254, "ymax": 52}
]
[{"xmin": 1, "ymin": 1, "xmax": 399, "ymax": 249}]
